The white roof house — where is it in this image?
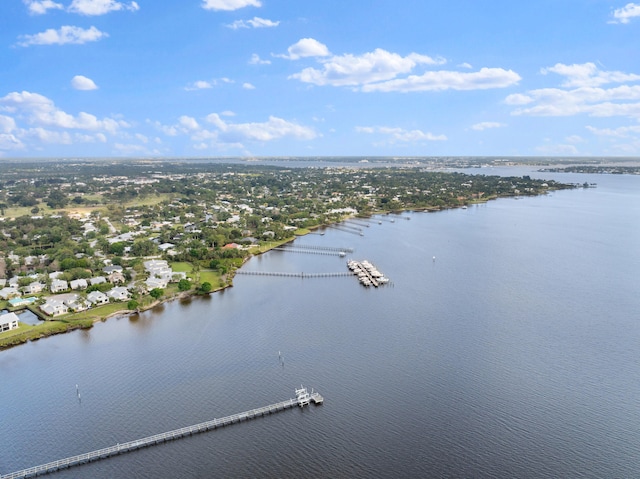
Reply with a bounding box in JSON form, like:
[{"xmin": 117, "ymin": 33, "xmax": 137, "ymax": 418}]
[
  {"xmin": 26, "ymin": 282, "xmax": 45, "ymax": 295},
  {"xmin": 107, "ymin": 287, "xmax": 130, "ymax": 302},
  {"xmin": 0, "ymin": 287, "xmax": 21, "ymax": 300},
  {"xmin": 145, "ymin": 277, "xmax": 168, "ymax": 290},
  {"xmin": 86, "ymin": 291, "xmax": 109, "ymax": 305},
  {"xmin": 40, "ymin": 298, "xmax": 68, "ymax": 317},
  {"xmin": 50, "ymin": 279, "xmax": 69, "ymax": 294},
  {"xmin": 0, "ymin": 312, "xmax": 20, "ymax": 332},
  {"xmin": 70, "ymin": 279, "xmax": 88, "ymax": 290}
]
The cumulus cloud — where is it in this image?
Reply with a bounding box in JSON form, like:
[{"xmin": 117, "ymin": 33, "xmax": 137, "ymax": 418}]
[
  {"xmin": 610, "ymin": 2, "xmax": 640, "ymax": 23},
  {"xmin": 155, "ymin": 113, "xmax": 316, "ymax": 151},
  {"xmin": 471, "ymin": 121, "xmax": 506, "ymax": 131},
  {"xmin": 249, "ymin": 53, "xmax": 270, "ymax": 65},
  {"xmin": 71, "ymin": 75, "xmax": 98, "ymax": 90},
  {"xmin": 586, "ymin": 124, "xmax": 640, "ymax": 137},
  {"xmin": 541, "ymin": 62, "xmax": 640, "ymax": 88},
  {"xmin": 226, "ymin": 17, "xmax": 279, "ymax": 29},
  {"xmin": 242, "ymin": 82, "xmax": 256, "ymax": 90},
  {"xmin": 362, "ymin": 67, "xmax": 521, "ymax": 92},
  {"xmin": 202, "ymin": 0, "xmax": 261, "ymax": 11},
  {"xmin": 507, "ymin": 63, "xmax": 640, "ymax": 119},
  {"xmin": 279, "ymin": 38, "xmax": 330, "ymax": 60},
  {"xmin": 291, "ymin": 47, "xmax": 446, "ymax": 87},
  {"xmin": 68, "ymin": 0, "xmax": 139, "ymax": 15},
  {"xmin": 356, "ymin": 125, "xmax": 447, "ymax": 143},
  {"xmin": 0, "ymin": 91, "xmax": 126, "ymax": 134},
  {"xmin": 287, "ymin": 44, "xmax": 516, "ymax": 92},
  {"xmin": 23, "ymin": 0, "xmax": 64, "ymax": 14},
  {"xmin": 17, "ymin": 25, "xmax": 107, "ymax": 46},
  {"xmin": 0, "ymin": 115, "xmax": 23, "ymax": 151}
]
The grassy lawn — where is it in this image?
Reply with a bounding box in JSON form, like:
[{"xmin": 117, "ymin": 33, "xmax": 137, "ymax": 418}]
[
  {"xmin": 170, "ymin": 262, "xmax": 194, "ymax": 273},
  {"xmin": 0, "ymin": 318, "xmax": 94, "ymax": 350}
]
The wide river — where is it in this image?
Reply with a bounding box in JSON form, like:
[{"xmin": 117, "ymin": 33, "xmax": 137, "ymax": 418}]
[{"xmin": 1, "ymin": 167, "xmax": 639, "ymax": 478}]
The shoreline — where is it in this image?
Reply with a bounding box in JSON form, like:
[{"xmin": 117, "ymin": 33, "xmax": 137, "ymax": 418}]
[{"xmin": 0, "ymin": 190, "xmax": 567, "ymax": 351}]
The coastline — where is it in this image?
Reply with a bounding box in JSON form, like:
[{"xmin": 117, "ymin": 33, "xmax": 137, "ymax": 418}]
[{"xmin": 0, "ymin": 186, "xmax": 567, "ymax": 352}]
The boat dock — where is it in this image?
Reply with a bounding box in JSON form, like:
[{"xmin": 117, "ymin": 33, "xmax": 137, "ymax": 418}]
[
  {"xmin": 0, "ymin": 388, "xmax": 323, "ymax": 479},
  {"xmin": 347, "ymin": 260, "xmax": 390, "ymax": 287}
]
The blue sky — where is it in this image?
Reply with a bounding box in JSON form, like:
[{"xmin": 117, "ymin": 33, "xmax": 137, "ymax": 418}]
[{"xmin": 1, "ymin": 0, "xmax": 640, "ymax": 158}]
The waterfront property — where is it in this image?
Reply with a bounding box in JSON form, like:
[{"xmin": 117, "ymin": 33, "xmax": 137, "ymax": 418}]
[{"xmin": 0, "ymin": 312, "xmax": 19, "ymax": 333}]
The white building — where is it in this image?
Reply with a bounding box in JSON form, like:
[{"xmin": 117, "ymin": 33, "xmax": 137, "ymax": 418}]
[{"xmin": 0, "ymin": 312, "xmax": 20, "ymax": 332}]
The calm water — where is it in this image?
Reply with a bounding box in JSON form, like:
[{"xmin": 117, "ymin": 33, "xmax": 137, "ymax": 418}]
[{"xmin": 1, "ymin": 170, "xmax": 639, "ymax": 478}]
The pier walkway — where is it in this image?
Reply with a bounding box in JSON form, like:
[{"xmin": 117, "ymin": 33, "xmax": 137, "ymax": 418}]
[
  {"xmin": 1, "ymin": 391, "xmax": 323, "ymax": 479},
  {"xmin": 236, "ymin": 270, "xmax": 351, "ymax": 278}
]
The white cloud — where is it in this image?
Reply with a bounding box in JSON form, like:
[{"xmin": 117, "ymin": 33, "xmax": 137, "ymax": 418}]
[
  {"xmin": 541, "ymin": 62, "xmax": 640, "ymax": 88},
  {"xmin": 356, "ymin": 125, "xmax": 447, "ymax": 143},
  {"xmin": 279, "ymin": 38, "xmax": 330, "ymax": 60},
  {"xmin": 565, "ymin": 135, "xmax": 584, "ymax": 144},
  {"xmin": 185, "ymin": 80, "xmax": 214, "ymax": 91},
  {"xmin": 0, "ymin": 91, "xmax": 126, "ymax": 134},
  {"xmin": 178, "ymin": 116, "xmax": 199, "ymax": 131},
  {"xmin": 71, "ymin": 75, "xmax": 98, "ymax": 90},
  {"xmin": 291, "ymin": 47, "xmax": 447, "ymax": 87},
  {"xmin": 458, "ymin": 62, "xmax": 473, "ymax": 69},
  {"xmin": 0, "ymin": 115, "xmax": 22, "ymax": 151},
  {"xmin": 202, "ymin": 114, "xmax": 317, "ymax": 143},
  {"xmin": 508, "ymin": 62, "xmax": 640, "ymax": 119},
  {"xmin": 227, "ymin": 17, "xmax": 279, "ymax": 29},
  {"xmin": 610, "ymin": 2, "xmax": 640, "ymax": 23},
  {"xmin": 535, "ymin": 144, "xmax": 579, "ymax": 155},
  {"xmin": 471, "ymin": 121, "xmax": 506, "ymax": 131},
  {"xmin": 0, "ymin": 115, "xmax": 17, "ymax": 133},
  {"xmin": 249, "ymin": 54, "xmax": 271, "ymax": 65},
  {"xmin": 26, "ymin": 127, "xmax": 73, "ymax": 144},
  {"xmin": 242, "ymin": 82, "xmax": 256, "ymax": 90},
  {"xmin": 202, "ymin": 0, "xmax": 261, "ymax": 11},
  {"xmin": 362, "ymin": 67, "xmax": 521, "ymax": 93},
  {"xmin": 17, "ymin": 25, "xmax": 107, "ymax": 46},
  {"xmin": 220, "ymin": 110, "xmax": 235, "ymax": 117},
  {"xmin": 586, "ymin": 125, "xmax": 640, "ymax": 137},
  {"xmin": 68, "ymin": 0, "xmax": 139, "ymax": 15},
  {"xmin": 23, "ymin": 0, "xmax": 64, "ymax": 14}
]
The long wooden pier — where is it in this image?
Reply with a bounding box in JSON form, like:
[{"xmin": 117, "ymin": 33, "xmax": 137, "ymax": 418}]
[
  {"xmin": 1, "ymin": 391, "xmax": 323, "ymax": 479},
  {"xmin": 236, "ymin": 270, "xmax": 351, "ymax": 278}
]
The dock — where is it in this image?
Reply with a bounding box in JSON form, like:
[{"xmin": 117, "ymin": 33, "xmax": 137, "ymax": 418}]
[
  {"xmin": 0, "ymin": 387, "xmax": 323, "ymax": 479},
  {"xmin": 347, "ymin": 259, "xmax": 390, "ymax": 287}
]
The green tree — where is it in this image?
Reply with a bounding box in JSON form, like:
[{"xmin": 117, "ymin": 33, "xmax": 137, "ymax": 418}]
[
  {"xmin": 127, "ymin": 300, "xmax": 139, "ymax": 310},
  {"xmin": 199, "ymin": 282, "xmax": 212, "ymax": 293},
  {"xmin": 149, "ymin": 288, "xmax": 164, "ymax": 299},
  {"xmin": 178, "ymin": 279, "xmax": 191, "ymax": 291}
]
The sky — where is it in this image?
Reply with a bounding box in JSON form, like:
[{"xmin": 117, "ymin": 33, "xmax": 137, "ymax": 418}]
[{"xmin": 1, "ymin": 0, "xmax": 640, "ymax": 158}]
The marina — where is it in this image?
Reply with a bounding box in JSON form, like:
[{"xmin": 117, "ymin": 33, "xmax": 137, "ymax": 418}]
[
  {"xmin": 0, "ymin": 387, "xmax": 323, "ymax": 479},
  {"xmin": 347, "ymin": 260, "xmax": 390, "ymax": 287}
]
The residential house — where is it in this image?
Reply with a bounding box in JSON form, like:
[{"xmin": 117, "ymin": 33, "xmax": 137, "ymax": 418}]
[
  {"xmin": 90, "ymin": 276, "xmax": 107, "ymax": 286},
  {"xmin": 107, "ymin": 271, "xmax": 125, "ymax": 284},
  {"xmin": 26, "ymin": 282, "xmax": 45, "ymax": 295},
  {"xmin": 145, "ymin": 277, "xmax": 168, "ymax": 291},
  {"xmin": 103, "ymin": 265, "xmax": 124, "ymax": 275},
  {"xmin": 50, "ymin": 279, "xmax": 69, "ymax": 294},
  {"xmin": 0, "ymin": 287, "xmax": 20, "ymax": 300},
  {"xmin": 86, "ymin": 291, "xmax": 109, "ymax": 305},
  {"xmin": 66, "ymin": 297, "xmax": 90, "ymax": 312},
  {"xmin": 70, "ymin": 279, "xmax": 88, "ymax": 290},
  {"xmin": 0, "ymin": 312, "xmax": 20, "ymax": 332},
  {"xmin": 40, "ymin": 298, "xmax": 68, "ymax": 317},
  {"xmin": 107, "ymin": 287, "xmax": 129, "ymax": 301}
]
